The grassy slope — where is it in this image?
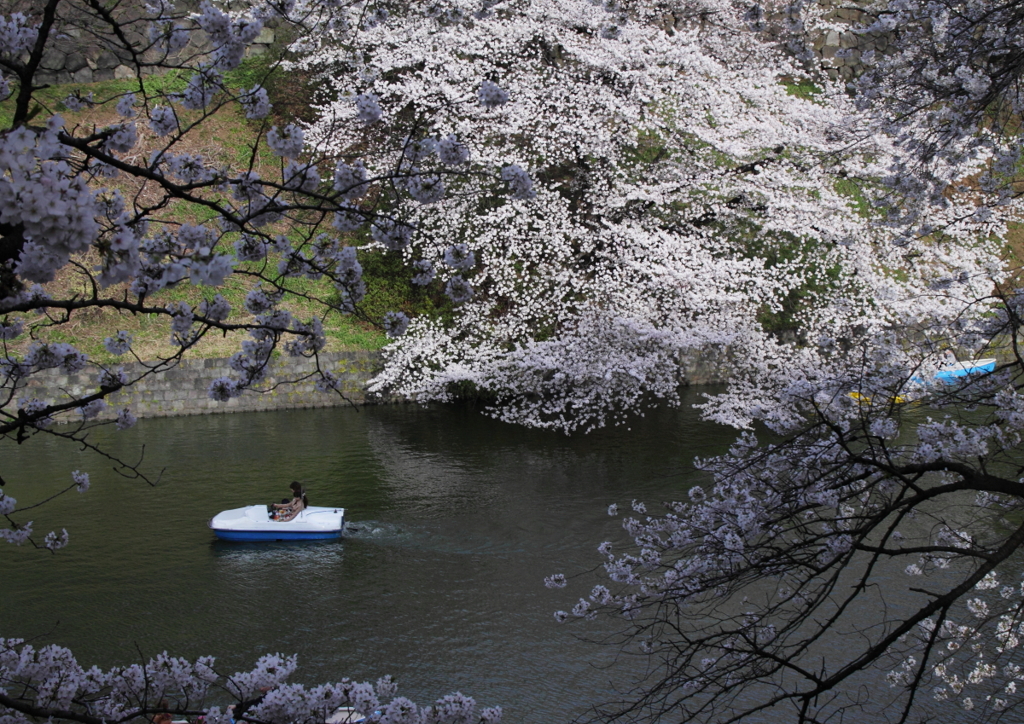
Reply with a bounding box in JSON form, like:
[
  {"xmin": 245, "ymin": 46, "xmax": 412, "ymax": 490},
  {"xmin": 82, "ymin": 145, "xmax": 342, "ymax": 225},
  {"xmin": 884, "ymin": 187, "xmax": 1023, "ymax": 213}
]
[{"xmin": 0, "ymin": 57, "xmax": 448, "ymax": 364}]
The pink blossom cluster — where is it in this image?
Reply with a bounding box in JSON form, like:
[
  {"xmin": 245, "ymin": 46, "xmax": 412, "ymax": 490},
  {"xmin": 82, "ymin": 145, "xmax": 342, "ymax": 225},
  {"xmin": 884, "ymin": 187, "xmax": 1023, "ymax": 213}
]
[{"xmin": 0, "ymin": 640, "xmax": 502, "ymax": 724}]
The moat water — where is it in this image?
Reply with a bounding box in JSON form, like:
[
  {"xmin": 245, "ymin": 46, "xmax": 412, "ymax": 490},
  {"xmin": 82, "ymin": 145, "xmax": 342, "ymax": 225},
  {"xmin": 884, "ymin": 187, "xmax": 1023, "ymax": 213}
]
[{"xmin": 1, "ymin": 391, "xmax": 737, "ymax": 723}]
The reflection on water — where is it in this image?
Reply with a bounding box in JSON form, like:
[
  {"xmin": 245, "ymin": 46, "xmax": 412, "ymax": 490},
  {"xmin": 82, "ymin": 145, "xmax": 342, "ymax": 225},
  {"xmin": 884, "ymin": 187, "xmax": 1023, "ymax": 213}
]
[
  {"xmin": 1, "ymin": 394, "xmax": 735, "ymax": 723},
  {"xmin": 210, "ymin": 540, "xmax": 347, "ymax": 568}
]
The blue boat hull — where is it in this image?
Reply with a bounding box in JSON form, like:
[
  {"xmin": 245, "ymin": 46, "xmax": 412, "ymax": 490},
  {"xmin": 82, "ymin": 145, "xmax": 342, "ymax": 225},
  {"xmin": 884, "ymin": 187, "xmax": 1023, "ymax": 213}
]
[
  {"xmin": 934, "ymin": 358, "xmax": 996, "ymax": 383},
  {"xmin": 212, "ymin": 529, "xmax": 342, "ymax": 541}
]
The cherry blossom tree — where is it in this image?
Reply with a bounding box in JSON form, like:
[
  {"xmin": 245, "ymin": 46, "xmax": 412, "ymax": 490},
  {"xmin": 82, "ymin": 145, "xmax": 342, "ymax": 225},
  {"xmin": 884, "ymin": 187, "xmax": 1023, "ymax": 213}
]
[
  {"xmin": 550, "ymin": 299, "xmax": 1024, "ymax": 721},
  {"xmin": 4, "ymin": 0, "xmax": 1024, "ymax": 722},
  {"xmin": 332, "ymin": 0, "xmax": 1014, "ymax": 435},
  {"xmin": 850, "ymin": 0, "xmax": 1024, "ymax": 232},
  {"xmin": 540, "ymin": 1, "xmax": 1024, "ymax": 721}
]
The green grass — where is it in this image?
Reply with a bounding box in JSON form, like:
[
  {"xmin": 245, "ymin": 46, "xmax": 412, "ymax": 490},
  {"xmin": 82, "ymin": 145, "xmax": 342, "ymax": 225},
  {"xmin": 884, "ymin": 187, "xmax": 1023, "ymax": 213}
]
[
  {"xmin": 623, "ymin": 129, "xmax": 672, "ymax": 166},
  {"xmin": 0, "ymin": 69, "xmax": 191, "ymax": 129},
  {"xmin": 0, "ymin": 53, "xmax": 290, "ymax": 130},
  {"xmin": 784, "ymin": 80, "xmax": 823, "ymax": 102},
  {"xmin": 20, "ymin": 260, "xmax": 393, "ymax": 365},
  {"xmin": 2, "ymin": 57, "xmax": 428, "ymax": 362},
  {"xmin": 834, "ymin": 177, "xmax": 873, "ymax": 217}
]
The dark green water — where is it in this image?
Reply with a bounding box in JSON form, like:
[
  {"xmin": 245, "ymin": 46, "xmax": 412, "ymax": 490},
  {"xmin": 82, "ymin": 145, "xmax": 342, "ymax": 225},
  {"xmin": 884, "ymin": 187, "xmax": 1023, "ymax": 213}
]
[{"xmin": 0, "ymin": 391, "xmax": 736, "ymax": 723}]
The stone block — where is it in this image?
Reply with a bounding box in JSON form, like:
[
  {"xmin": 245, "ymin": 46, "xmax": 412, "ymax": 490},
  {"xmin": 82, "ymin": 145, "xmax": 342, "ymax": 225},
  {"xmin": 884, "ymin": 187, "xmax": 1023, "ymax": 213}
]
[
  {"xmin": 167, "ymin": 378, "xmax": 190, "ymax": 397},
  {"xmin": 72, "ymin": 67, "xmax": 94, "ymax": 84},
  {"xmin": 65, "ymin": 51, "xmax": 88, "ymax": 72},
  {"xmin": 190, "ymin": 34, "xmax": 214, "ymax": 54},
  {"xmin": 840, "ymin": 32, "xmax": 858, "ymax": 49},
  {"xmin": 41, "ymin": 48, "xmax": 66, "ymax": 70},
  {"xmin": 141, "ymin": 45, "xmax": 163, "ymax": 64},
  {"xmin": 114, "ymin": 64, "xmax": 134, "ymax": 80},
  {"xmin": 124, "ymin": 28, "xmax": 147, "ymax": 48},
  {"xmin": 255, "ymin": 27, "xmax": 275, "ymax": 44},
  {"xmin": 95, "ymin": 50, "xmax": 120, "ymax": 69}
]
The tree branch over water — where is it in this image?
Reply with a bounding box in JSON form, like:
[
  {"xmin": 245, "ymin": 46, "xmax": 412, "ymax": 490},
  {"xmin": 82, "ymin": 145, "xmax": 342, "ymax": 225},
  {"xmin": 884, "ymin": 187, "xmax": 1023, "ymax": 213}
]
[{"xmin": 5, "ymin": 0, "xmax": 1024, "ymax": 721}]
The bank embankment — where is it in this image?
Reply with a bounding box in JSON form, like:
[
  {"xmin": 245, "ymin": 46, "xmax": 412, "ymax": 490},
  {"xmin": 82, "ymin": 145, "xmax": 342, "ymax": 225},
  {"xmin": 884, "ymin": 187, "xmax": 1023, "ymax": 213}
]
[
  {"xmin": 4, "ymin": 348, "xmax": 730, "ymax": 424},
  {"xmin": 7, "ymin": 352, "xmax": 392, "ymax": 424}
]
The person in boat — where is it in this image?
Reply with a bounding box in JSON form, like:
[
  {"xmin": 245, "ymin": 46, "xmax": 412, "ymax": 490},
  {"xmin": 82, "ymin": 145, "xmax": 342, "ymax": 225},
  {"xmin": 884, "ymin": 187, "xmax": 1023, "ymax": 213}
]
[
  {"xmin": 152, "ymin": 699, "xmax": 173, "ymax": 724},
  {"xmin": 272, "ymin": 481, "xmax": 308, "ymax": 522}
]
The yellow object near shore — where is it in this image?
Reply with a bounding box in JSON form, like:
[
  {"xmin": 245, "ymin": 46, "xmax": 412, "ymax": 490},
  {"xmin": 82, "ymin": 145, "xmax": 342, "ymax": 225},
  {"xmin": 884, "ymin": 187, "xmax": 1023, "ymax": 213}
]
[
  {"xmin": 848, "ymin": 357, "xmax": 997, "ymax": 406},
  {"xmin": 848, "ymin": 391, "xmax": 908, "ymax": 405}
]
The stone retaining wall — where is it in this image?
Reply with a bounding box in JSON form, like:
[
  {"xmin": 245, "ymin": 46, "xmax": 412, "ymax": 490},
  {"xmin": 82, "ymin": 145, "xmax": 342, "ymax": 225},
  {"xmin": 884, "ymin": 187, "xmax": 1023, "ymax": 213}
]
[
  {"xmin": 26, "ymin": 0, "xmax": 280, "ymax": 87},
  {"xmin": 35, "ymin": 25, "xmax": 278, "ymax": 87},
  {"xmin": 677, "ymin": 347, "xmax": 731, "ymax": 388},
  {"xmin": 812, "ymin": 0, "xmax": 887, "ymax": 82},
  {"xmin": 7, "ymin": 351, "xmax": 395, "ymax": 424},
  {"xmin": 4, "ymin": 347, "xmax": 731, "ymax": 425}
]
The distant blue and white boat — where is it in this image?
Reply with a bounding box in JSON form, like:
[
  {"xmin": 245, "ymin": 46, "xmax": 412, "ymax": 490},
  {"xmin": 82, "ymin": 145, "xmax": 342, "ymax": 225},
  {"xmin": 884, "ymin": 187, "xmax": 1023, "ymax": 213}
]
[
  {"xmin": 934, "ymin": 357, "xmax": 997, "ymax": 384},
  {"xmin": 854, "ymin": 357, "xmax": 999, "ymax": 404},
  {"xmin": 209, "ymin": 505, "xmax": 345, "ymax": 541},
  {"xmin": 327, "ymin": 707, "xmax": 367, "ymax": 724}
]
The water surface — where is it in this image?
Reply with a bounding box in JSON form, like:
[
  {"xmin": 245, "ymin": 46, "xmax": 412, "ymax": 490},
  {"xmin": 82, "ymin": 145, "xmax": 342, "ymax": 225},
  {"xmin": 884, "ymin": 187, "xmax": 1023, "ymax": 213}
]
[{"xmin": 1, "ymin": 392, "xmax": 736, "ymax": 723}]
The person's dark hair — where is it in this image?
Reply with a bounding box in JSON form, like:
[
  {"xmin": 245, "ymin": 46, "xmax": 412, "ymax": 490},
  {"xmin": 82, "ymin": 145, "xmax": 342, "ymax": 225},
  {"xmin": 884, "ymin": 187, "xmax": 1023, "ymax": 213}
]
[{"xmin": 290, "ymin": 481, "xmax": 309, "ymax": 507}]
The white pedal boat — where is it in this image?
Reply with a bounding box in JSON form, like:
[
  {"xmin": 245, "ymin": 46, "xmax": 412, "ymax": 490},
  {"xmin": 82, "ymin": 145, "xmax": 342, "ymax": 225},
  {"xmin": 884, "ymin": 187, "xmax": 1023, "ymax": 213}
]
[{"xmin": 209, "ymin": 505, "xmax": 345, "ymax": 542}]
